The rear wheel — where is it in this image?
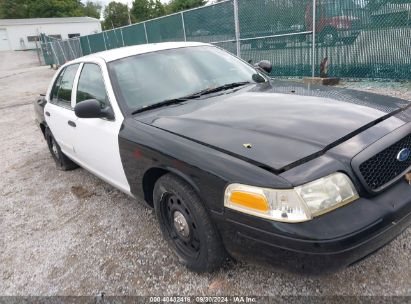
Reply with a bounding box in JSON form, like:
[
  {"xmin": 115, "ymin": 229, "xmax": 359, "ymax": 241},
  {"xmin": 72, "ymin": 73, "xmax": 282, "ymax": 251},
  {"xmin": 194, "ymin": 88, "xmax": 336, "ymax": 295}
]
[
  {"xmin": 45, "ymin": 128, "xmax": 78, "ymax": 171},
  {"xmin": 153, "ymin": 174, "xmax": 226, "ymax": 272}
]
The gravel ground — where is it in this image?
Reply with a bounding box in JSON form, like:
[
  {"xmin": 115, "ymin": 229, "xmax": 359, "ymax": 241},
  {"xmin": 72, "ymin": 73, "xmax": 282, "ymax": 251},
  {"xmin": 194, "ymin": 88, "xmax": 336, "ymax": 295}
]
[{"xmin": 0, "ymin": 51, "xmax": 410, "ymax": 297}]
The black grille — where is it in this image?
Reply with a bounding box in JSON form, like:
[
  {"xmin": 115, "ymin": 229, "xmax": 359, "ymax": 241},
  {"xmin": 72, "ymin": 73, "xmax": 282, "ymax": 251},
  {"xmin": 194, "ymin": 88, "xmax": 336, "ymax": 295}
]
[{"xmin": 359, "ymin": 134, "xmax": 411, "ymax": 191}]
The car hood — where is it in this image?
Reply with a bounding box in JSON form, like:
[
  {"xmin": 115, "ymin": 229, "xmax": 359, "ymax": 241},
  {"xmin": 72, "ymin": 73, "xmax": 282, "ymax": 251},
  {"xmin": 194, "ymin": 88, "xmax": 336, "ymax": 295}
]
[{"xmin": 136, "ymin": 81, "xmax": 411, "ymax": 171}]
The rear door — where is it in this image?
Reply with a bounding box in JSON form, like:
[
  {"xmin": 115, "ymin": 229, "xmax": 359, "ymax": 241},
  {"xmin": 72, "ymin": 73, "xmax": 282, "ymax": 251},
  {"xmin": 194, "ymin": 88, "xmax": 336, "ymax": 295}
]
[
  {"xmin": 71, "ymin": 61, "xmax": 130, "ymax": 194},
  {"xmin": 44, "ymin": 63, "xmax": 80, "ymax": 158}
]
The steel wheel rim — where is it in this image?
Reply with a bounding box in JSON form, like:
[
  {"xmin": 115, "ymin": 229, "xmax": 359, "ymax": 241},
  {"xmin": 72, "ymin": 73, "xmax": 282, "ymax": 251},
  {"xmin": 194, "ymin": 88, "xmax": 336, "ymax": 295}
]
[
  {"xmin": 161, "ymin": 193, "xmax": 200, "ymax": 258},
  {"xmin": 51, "ymin": 137, "xmax": 59, "ymax": 158}
]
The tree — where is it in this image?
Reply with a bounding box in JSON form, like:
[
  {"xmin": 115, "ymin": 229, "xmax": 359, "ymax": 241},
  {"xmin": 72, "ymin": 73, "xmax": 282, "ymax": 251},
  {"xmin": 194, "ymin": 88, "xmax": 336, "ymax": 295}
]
[
  {"xmin": 28, "ymin": 0, "xmax": 85, "ymax": 18},
  {"xmin": 0, "ymin": 0, "xmax": 103, "ymax": 19},
  {"xmin": 83, "ymin": 1, "xmax": 102, "ymax": 19},
  {"xmin": 131, "ymin": 0, "xmax": 166, "ymax": 22},
  {"xmin": 0, "ymin": 0, "xmax": 29, "ymax": 18},
  {"xmin": 102, "ymin": 1, "xmax": 130, "ymax": 29},
  {"xmin": 152, "ymin": 0, "xmax": 166, "ymax": 18},
  {"xmin": 131, "ymin": 0, "xmax": 151, "ymax": 22},
  {"xmin": 166, "ymin": 0, "xmax": 207, "ymax": 13}
]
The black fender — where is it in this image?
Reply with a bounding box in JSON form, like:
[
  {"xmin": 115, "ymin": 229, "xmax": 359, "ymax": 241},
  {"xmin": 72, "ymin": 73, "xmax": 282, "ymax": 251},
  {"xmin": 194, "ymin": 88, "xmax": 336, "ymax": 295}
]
[{"xmin": 118, "ymin": 118, "xmax": 292, "ymax": 212}]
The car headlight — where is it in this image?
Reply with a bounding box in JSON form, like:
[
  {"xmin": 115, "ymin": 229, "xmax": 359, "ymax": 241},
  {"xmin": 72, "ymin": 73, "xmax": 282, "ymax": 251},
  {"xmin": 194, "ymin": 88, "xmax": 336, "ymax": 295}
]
[{"xmin": 224, "ymin": 173, "xmax": 359, "ymax": 223}]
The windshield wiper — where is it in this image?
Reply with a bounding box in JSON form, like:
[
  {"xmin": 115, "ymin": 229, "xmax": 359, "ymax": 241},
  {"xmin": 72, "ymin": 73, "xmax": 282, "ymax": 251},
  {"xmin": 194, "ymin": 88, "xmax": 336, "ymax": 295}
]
[
  {"xmin": 131, "ymin": 94, "xmax": 201, "ymax": 115},
  {"xmin": 191, "ymin": 81, "xmax": 252, "ymax": 97},
  {"xmin": 131, "ymin": 82, "xmax": 251, "ymax": 115}
]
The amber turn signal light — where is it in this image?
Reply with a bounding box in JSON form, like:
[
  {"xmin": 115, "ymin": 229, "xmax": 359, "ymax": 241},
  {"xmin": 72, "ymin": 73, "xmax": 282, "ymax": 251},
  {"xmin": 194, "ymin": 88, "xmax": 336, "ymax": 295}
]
[{"xmin": 229, "ymin": 191, "xmax": 269, "ymax": 212}]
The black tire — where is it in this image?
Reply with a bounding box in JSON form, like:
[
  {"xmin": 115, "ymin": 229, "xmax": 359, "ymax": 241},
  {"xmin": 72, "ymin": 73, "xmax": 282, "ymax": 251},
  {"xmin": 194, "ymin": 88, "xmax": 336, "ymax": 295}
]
[
  {"xmin": 153, "ymin": 174, "xmax": 226, "ymax": 272},
  {"xmin": 45, "ymin": 128, "xmax": 78, "ymax": 171}
]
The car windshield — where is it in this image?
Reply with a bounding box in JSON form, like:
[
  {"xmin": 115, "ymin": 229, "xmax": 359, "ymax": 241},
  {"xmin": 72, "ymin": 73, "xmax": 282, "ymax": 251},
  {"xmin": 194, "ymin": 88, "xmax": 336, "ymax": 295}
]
[{"xmin": 108, "ymin": 46, "xmax": 266, "ymax": 113}]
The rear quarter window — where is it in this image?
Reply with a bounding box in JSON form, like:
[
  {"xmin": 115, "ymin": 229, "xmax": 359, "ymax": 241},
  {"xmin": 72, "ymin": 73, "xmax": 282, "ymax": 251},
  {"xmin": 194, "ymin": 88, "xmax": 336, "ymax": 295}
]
[{"xmin": 50, "ymin": 64, "xmax": 80, "ymax": 108}]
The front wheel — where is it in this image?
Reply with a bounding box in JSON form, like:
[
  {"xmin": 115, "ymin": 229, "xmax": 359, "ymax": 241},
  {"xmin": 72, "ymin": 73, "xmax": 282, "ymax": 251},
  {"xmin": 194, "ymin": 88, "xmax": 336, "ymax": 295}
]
[{"xmin": 153, "ymin": 174, "xmax": 226, "ymax": 272}]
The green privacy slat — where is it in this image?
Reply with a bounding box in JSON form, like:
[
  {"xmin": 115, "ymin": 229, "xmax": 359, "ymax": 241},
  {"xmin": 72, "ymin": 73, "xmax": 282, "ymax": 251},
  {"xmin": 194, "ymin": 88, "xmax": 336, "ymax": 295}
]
[
  {"xmin": 39, "ymin": 34, "xmax": 54, "ymax": 65},
  {"xmin": 40, "ymin": 43, "xmax": 54, "ymax": 65},
  {"xmin": 80, "ymin": 36, "xmax": 91, "ymax": 55},
  {"xmin": 88, "ymin": 33, "xmax": 106, "ymax": 53},
  {"xmin": 115, "ymin": 29, "xmax": 124, "ymax": 46},
  {"xmin": 41, "ymin": 0, "xmax": 411, "ymax": 79},
  {"xmin": 104, "ymin": 30, "xmax": 123, "ymax": 49},
  {"xmin": 145, "ymin": 14, "xmax": 185, "ymax": 43},
  {"xmin": 237, "ymin": 0, "xmax": 411, "ymax": 79},
  {"xmin": 121, "ymin": 24, "xmax": 147, "ymax": 46},
  {"xmin": 312, "ymin": 1, "xmax": 411, "ymax": 79},
  {"xmin": 184, "ymin": 1, "xmax": 235, "ymax": 43}
]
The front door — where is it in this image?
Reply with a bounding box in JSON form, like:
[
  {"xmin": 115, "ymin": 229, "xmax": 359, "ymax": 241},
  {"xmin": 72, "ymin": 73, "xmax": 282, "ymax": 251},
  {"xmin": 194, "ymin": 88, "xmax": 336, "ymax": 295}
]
[{"xmin": 71, "ymin": 62, "xmax": 130, "ymax": 193}]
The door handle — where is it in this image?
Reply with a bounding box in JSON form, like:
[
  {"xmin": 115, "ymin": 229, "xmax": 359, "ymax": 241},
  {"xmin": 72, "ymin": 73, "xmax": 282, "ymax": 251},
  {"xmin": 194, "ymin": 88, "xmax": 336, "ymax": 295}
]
[
  {"xmin": 45, "ymin": 111, "xmax": 50, "ymax": 117},
  {"xmin": 68, "ymin": 120, "xmax": 76, "ymax": 127}
]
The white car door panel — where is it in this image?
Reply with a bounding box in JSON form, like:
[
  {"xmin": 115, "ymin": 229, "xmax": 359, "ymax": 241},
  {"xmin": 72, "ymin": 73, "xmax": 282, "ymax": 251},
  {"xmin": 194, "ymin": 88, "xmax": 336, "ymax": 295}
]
[
  {"xmin": 45, "ymin": 104, "xmax": 77, "ymax": 155},
  {"xmin": 71, "ymin": 118, "xmax": 129, "ymax": 193},
  {"xmin": 70, "ymin": 61, "xmax": 131, "ymax": 195},
  {"xmin": 44, "ymin": 63, "xmax": 80, "ymax": 158}
]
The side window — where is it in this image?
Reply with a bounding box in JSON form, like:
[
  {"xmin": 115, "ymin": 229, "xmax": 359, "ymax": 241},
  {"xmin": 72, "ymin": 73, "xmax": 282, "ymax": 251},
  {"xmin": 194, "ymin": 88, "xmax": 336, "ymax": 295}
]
[
  {"xmin": 51, "ymin": 64, "xmax": 79, "ymax": 108},
  {"xmin": 76, "ymin": 63, "xmax": 108, "ymax": 108},
  {"xmin": 51, "ymin": 71, "xmax": 64, "ymax": 101}
]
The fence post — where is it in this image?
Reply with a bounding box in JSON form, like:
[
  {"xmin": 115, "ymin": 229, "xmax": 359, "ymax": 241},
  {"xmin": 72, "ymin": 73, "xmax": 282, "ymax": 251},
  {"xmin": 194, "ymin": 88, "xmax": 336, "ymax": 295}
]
[
  {"xmin": 144, "ymin": 22, "xmax": 149, "ymax": 43},
  {"xmin": 102, "ymin": 32, "xmax": 108, "ymax": 50},
  {"xmin": 77, "ymin": 38, "xmax": 83, "ymax": 57},
  {"xmin": 181, "ymin": 12, "xmax": 187, "ymax": 42},
  {"xmin": 57, "ymin": 40, "xmax": 67, "ymax": 64},
  {"xmin": 67, "ymin": 39, "xmax": 76, "ymax": 59},
  {"xmin": 233, "ymin": 0, "xmax": 241, "ymax": 58},
  {"xmin": 311, "ymin": 0, "xmax": 316, "ymax": 77},
  {"xmin": 34, "ymin": 38, "xmax": 42, "ymax": 65},
  {"xmin": 49, "ymin": 41, "xmax": 59, "ymax": 66},
  {"xmin": 120, "ymin": 28, "xmax": 125, "ymax": 46},
  {"xmin": 87, "ymin": 36, "xmax": 92, "ymax": 54}
]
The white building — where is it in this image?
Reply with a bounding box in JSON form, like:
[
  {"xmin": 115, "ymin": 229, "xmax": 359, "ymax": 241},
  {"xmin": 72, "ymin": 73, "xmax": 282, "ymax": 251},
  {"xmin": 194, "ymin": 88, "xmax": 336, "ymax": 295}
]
[{"xmin": 0, "ymin": 17, "xmax": 102, "ymax": 51}]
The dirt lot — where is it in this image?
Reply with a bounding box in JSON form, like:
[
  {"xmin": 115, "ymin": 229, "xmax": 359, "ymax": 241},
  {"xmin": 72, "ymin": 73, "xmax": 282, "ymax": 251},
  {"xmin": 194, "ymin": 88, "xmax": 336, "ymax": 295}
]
[{"xmin": 0, "ymin": 50, "xmax": 410, "ymax": 297}]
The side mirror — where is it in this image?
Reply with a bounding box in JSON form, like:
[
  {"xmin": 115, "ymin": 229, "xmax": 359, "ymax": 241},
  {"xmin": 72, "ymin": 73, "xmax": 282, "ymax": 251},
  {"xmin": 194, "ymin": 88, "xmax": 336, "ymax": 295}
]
[
  {"xmin": 255, "ymin": 60, "xmax": 273, "ymax": 74},
  {"xmin": 74, "ymin": 99, "xmax": 114, "ymax": 120}
]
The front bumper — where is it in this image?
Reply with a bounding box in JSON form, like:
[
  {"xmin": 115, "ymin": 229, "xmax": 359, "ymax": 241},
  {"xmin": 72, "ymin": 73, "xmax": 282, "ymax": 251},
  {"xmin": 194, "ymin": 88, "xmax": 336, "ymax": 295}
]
[{"xmin": 213, "ymin": 178, "xmax": 411, "ymax": 273}]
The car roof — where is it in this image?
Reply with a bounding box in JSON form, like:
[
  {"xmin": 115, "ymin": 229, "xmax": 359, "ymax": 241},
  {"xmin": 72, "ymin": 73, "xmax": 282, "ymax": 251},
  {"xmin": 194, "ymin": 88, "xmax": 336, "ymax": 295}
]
[{"xmin": 73, "ymin": 41, "xmax": 210, "ymax": 63}]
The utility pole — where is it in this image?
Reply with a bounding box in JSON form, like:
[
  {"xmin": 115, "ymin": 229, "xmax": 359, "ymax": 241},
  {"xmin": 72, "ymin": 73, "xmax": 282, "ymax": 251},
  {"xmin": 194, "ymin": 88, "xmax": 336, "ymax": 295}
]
[
  {"xmin": 311, "ymin": 0, "xmax": 317, "ymax": 78},
  {"xmin": 128, "ymin": 1, "xmax": 132, "ymax": 25},
  {"xmin": 233, "ymin": 0, "xmax": 241, "ymax": 58}
]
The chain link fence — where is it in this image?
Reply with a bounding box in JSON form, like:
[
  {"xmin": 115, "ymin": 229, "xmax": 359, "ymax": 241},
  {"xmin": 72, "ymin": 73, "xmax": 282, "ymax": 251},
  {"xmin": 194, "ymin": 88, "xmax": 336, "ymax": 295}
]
[
  {"xmin": 40, "ymin": 34, "xmax": 83, "ymax": 66},
  {"xmin": 40, "ymin": 0, "xmax": 411, "ymax": 80}
]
